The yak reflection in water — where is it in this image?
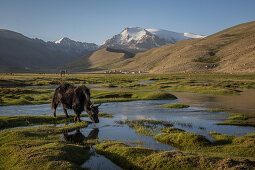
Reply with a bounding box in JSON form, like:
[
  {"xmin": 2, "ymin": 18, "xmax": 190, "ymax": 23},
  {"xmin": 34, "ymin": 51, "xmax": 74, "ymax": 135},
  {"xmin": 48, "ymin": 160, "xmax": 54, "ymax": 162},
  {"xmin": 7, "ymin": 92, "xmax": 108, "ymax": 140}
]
[{"xmin": 63, "ymin": 128, "xmax": 99, "ymax": 146}]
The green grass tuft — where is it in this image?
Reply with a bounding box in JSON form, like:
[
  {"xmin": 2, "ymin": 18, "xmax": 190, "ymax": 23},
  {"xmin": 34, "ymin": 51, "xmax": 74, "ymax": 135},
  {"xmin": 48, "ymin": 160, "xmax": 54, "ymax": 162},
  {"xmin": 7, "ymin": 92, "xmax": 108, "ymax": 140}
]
[
  {"xmin": 228, "ymin": 113, "xmax": 249, "ymax": 120},
  {"xmin": 161, "ymin": 103, "xmax": 190, "ymax": 108},
  {"xmin": 216, "ymin": 113, "xmax": 255, "ymax": 127},
  {"xmin": 117, "ymin": 119, "xmax": 173, "ymax": 136},
  {"xmin": 154, "ymin": 130, "xmax": 211, "ymax": 149}
]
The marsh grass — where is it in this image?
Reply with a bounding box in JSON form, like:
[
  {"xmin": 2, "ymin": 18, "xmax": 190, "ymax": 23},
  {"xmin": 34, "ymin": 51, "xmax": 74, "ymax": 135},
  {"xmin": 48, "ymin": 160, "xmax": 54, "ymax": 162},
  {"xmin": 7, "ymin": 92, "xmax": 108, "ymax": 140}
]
[
  {"xmin": 94, "ymin": 141, "xmax": 255, "ymax": 170},
  {"xmin": 91, "ymin": 90, "xmax": 177, "ymax": 104},
  {"xmin": 207, "ymin": 108, "xmax": 231, "ymax": 112},
  {"xmin": 217, "ymin": 113, "xmax": 255, "ymax": 127},
  {"xmin": 0, "ymin": 113, "xmax": 113, "ymax": 130},
  {"xmin": 0, "ymin": 86, "xmax": 177, "ymax": 106},
  {"xmin": 94, "ymin": 127, "xmax": 255, "ymax": 169},
  {"xmin": 228, "ymin": 113, "xmax": 249, "ymax": 120},
  {"xmin": 161, "ymin": 103, "xmax": 190, "ymax": 108},
  {"xmin": 0, "ymin": 88, "xmax": 53, "ymax": 106},
  {"xmin": 119, "ymin": 120, "xmax": 255, "ymax": 160},
  {"xmin": 154, "ymin": 129, "xmax": 211, "ymax": 149},
  {"xmin": 116, "ymin": 120, "xmax": 173, "ymax": 136},
  {"xmin": 1, "ymin": 73, "xmax": 255, "ymax": 107},
  {"xmin": 154, "ymin": 128, "xmax": 255, "ymax": 159},
  {"xmin": 0, "ymin": 121, "xmax": 90, "ymax": 169},
  {"xmin": 2, "ymin": 73, "xmax": 255, "ymax": 98}
]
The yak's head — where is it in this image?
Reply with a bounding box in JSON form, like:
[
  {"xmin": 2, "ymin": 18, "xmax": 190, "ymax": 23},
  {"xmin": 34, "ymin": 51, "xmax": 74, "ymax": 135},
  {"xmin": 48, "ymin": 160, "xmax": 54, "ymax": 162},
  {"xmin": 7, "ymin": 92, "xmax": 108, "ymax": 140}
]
[{"xmin": 88, "ymin": 103, "xmax": 101, "ymax": 123}]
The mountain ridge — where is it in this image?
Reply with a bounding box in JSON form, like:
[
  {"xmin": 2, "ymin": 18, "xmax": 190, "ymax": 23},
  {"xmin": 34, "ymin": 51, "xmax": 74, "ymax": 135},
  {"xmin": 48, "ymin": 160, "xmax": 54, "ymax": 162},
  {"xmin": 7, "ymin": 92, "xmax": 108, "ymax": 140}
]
[
  {"xmin": 113, "ymin": 21, "xmax": 255, "ymax": 73},
  {"xmin": 0, "ymin": 29, "xmax": 98, "ymax": 72},
  {"xmin": 101, "ymin": 27, "xmax": 205, "ymax": 52},
  {"xmin": 67, "ymin": 21, "xmax": 255, "ymax": 74}
]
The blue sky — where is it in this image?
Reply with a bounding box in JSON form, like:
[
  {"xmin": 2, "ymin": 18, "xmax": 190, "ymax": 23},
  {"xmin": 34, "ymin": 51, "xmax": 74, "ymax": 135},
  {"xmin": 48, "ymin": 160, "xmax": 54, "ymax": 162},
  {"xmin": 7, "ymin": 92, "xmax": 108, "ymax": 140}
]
[{"xmin": 0, "ymin": 0, "xmax": 254, "ymax": 44}]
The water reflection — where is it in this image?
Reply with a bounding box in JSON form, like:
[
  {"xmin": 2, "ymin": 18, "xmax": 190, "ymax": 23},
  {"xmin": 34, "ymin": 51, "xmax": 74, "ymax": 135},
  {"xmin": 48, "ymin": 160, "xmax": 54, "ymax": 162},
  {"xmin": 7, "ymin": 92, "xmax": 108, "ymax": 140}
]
[
  {"xmin": 63, "ymin": 128, "xmax": 99, "ymax": 146},
  {"xmin": 170, "ymin": 89, "xmax": 255, "ymax": 115}
]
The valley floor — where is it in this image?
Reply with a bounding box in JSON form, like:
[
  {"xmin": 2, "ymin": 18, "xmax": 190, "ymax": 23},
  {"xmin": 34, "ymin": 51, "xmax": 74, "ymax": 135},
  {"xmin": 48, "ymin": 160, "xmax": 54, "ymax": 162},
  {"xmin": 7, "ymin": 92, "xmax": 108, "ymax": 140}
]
[{"xmin": 0, "ymin": 73, "xmax": 255, "ymax": 169}]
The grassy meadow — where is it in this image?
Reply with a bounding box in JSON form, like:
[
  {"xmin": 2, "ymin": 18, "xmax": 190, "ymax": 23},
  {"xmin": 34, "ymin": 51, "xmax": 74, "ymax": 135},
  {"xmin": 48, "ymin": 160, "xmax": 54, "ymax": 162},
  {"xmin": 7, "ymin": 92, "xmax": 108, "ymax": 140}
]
[
  {"xmin": 1, "ymin": 73, "xmax": 255, "ymax": 106},
  {"xmin": 0, "ymin": 73, "xmax": 255, "ymax": 169}
]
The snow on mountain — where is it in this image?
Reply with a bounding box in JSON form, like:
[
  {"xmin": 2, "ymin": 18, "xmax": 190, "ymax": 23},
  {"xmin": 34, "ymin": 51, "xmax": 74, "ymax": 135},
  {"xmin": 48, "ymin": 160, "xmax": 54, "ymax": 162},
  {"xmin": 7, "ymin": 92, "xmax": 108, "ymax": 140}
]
[
  {"xmin": 146, "ymin": 29, "xmax": 206, "ymax": 43},
  {"xmin": 53, "ymin": 37, "xmax": 98, "ymax": 52},
  {"xmin": 101, "ymin": 27, "xmax": 168, "ymax": 52},
  {"xmin": 101, "ymin": 27, "xmax": 205, "ymax": 52},
  {"xmin": 120, "ymin": 27, "xmax": 147, "ymax": 42},
  {"xmin": 183, "ymin": 32, "xmax": 206, "ymax": 39}
]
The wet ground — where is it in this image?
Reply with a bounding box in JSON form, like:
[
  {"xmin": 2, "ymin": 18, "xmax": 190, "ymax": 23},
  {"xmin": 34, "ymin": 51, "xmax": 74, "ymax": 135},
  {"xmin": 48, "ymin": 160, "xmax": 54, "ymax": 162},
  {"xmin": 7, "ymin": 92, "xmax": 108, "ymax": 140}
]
[
  {"xmin": 170, "ymin": 89, "xmax": 255, "ymax": 115},
  {"xmin": 1, "ymin": 90, "xmax": 255, "ymax": 169}
]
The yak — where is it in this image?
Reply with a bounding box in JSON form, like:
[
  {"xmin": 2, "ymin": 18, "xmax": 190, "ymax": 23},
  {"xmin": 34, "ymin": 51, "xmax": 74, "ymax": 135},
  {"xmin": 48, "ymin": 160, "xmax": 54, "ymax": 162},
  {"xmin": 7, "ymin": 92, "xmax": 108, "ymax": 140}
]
[{"xmin": 51, "ymin": 83, "xmax": 100, "ymax": 123}]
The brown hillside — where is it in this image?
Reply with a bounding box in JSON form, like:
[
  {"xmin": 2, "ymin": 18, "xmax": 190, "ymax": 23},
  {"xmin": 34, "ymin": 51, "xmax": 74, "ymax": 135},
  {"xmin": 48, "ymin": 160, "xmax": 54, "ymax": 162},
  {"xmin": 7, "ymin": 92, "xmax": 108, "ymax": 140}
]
[
  {"xmin": 115, "ymin": 21, "xmax": 255, "ymax": 73},
  {"xmin": 65, "ymin": 48, "xmax": 134, "ymax": 72}
]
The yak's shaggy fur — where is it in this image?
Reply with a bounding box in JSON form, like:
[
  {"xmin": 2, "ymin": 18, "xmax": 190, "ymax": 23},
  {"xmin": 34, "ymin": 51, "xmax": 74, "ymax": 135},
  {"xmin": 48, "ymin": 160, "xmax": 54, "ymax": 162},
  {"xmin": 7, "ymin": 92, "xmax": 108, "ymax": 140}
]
[{"xmin": 51, "ymin": 83, "xmax": 100, "ymax": 123}]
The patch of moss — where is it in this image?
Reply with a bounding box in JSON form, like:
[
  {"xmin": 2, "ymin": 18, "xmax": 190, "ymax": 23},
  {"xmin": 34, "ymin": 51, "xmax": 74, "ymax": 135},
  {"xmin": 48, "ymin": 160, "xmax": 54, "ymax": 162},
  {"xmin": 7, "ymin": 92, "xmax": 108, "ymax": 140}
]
[
  {"xmin": 161, "ymin": 103, "xmax": 190, "ymax": 108},
  {"xmin": 228, "ymin": 113, "xmax": 249, "ymax": 120},
  {"xmin": 207, "ymin": 108, "xmax": 231, "ymax": 112},
  {"xmin": 0, "ymin": 88, "xmax": 53, "ymax": 106},
  {"xmin": 209, "ymin": 132, "xmax": 235, "ymax": 144},
  {"xmin": 117, "ymin": 120, "xmax": 173, "ymax": 136},
  {"xmin": 154, "ymin": 130, "xmax": 211, "ymax": 149},
  {"xmin": 0, "ymin": 122, "xmax": 90, "ymax": 169},
  {"xmin": 98, "ymin": 113, "xmax": 114, "ymax": 118},
  {"xmin": 205, "ymin": 132, "xmax": 255, "ymax": 159},
  {"xmin": 217, "ymin": 120, "xmax": 255, "ymax": 127},
  {"xmin": 217, "ymin": 113, "xmax": 255, "ymax": 127},
  {"xmin": 140, "ymin": 92, "xmax": 177, "ymax": 100},
  {"xmin": 161, "ymin": 127, "xmax": 186, "ymax": 133},
  {"xmin": 95, "ymin": 142, "xmax": 255, "ymax": 170},
  {"xmin": 90, "ymin": 90, "xmax": 177, "ymax": 104},
  {"xmin": 94, "ymin": 142, "xmax": 157, "ymax": 169}
]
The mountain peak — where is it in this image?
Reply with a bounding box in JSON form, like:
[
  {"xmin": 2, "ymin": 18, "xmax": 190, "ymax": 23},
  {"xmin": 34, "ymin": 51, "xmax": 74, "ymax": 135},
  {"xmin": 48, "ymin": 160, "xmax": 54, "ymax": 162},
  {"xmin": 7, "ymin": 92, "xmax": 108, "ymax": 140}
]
[
  {"xmin": 54, "ymin": 37, "xmax": 71, "ymax": 44},
  {"xmin": 102, "ymin": 26, "xmax": 206, "ymax": 52},
  {"xmin": 120, "ymin": 27, "xmax": 149, "ymax": 43}
]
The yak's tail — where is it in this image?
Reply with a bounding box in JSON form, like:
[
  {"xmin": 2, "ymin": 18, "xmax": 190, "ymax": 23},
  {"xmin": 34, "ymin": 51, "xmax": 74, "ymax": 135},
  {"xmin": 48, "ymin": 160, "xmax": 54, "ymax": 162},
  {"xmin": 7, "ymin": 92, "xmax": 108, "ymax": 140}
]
[{"xmin": 51, "ymin": 88, "xmax": 59, "ymax": 109}]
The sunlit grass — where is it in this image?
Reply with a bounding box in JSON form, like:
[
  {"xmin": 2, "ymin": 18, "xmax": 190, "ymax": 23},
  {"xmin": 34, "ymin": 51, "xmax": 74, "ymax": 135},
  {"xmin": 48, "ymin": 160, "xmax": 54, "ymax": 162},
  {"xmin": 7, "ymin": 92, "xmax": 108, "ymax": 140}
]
[
  {"xmin": 161, "ymin": 103, "xmax": 190, "ymax": 108},
  {"xmin": 217, "ymin": 113, "xmax": 255, "ymax": 127},
  {"xmin": 0, "ymin": 121, "xmax": 90, "ymax": 169}
]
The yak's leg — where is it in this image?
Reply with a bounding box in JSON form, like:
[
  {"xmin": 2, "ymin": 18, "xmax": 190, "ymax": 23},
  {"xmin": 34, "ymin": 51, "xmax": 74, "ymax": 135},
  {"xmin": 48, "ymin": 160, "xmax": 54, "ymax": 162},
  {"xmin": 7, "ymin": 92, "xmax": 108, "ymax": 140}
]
[
  {"xmin": 53, "ymin": 108, "xmax": 56, "ymax": 117},
  {"xmin": 74, "ymin": 110, "xmax": 78, "ymax": 122},
  {"xmin": 63, "ymin": 106, "xmax": 70, "ymax": 118},
  {"xmin": 74, "ymin": 114, "xmax": 78, "ymax": 122},
  {"xmin": 74, "ymin": 111, "xmax": 81, "ymax": 122},
  {"xmin": 52, "ymin": 105, "xmax": 57, "ymax": 117},
  {"xmin": 77, "ymin": 112, "xmax": 81, "ymax": 122}
]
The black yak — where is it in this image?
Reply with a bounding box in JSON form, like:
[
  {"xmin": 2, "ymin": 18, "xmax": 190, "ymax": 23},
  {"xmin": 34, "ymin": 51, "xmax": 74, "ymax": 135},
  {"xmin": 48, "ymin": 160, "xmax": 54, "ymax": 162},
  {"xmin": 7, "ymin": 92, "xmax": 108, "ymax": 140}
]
[{"xmin": 51, "ymin": 83, "xmax": 100, "ymax": 123}]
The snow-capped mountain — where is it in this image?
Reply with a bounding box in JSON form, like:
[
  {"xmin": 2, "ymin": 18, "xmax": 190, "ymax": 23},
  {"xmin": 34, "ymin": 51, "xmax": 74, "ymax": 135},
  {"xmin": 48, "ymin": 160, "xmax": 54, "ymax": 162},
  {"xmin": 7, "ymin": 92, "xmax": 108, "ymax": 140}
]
[
  {"xmin": 101, "ymin": 27, "xmax": 205, "ymax": 52},
  {"xmin": 101, "ymin": 27, "xmax": 168, "ymax": 52},
  {"xmin": 48, "ymin": 37, "xmax": 98, "ymax": 54}
]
